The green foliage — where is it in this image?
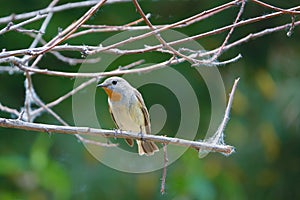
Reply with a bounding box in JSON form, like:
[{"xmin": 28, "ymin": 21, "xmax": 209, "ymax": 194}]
[{"xmin": 0, "ymin": 134, "xmax": 70, "ymax": 200}]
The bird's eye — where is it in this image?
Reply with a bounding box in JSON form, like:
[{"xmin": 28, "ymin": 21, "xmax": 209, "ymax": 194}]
[{"xmin": 112, "ymin": 80, "xmax": 117, "ymax": 85}]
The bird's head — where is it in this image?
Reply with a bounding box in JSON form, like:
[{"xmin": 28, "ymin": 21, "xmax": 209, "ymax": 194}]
[{"xmin": 97, "ymin": 76, "xmax": 130, "ymax": 101}]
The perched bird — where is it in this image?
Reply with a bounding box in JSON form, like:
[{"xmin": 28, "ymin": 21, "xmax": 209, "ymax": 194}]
[{"xmin": 97, "ymin": 76, "xmax": 159, "ymax": 156}]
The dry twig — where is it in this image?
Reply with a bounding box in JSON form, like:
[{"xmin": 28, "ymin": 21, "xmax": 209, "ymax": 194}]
[{"xmin": 161, "ymin": 143, "xmax": 168, "ymax": 195}]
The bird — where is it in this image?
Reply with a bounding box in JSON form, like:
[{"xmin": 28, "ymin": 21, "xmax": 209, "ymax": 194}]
[{"xmin": 97, "ymin": 76, "xmax": 159, "ymax": 156}]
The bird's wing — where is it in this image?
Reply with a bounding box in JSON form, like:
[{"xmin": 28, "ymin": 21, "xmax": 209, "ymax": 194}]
[{"xmin": 133, "ymin": 89, "xmax": 151, "ymax": 135}]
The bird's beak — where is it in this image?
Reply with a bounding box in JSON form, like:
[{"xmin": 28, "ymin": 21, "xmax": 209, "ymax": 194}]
[{"xmin": 97, "ymin": 83, "xmax": 108, "ymax": 88}]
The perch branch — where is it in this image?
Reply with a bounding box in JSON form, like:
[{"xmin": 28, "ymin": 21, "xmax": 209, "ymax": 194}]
[{"xmin": 0, "ymin": 117, "xmax": 234, "ymax": 155}]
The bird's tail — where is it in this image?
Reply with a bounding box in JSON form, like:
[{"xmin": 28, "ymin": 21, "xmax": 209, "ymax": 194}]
[{"xmin": 137, "ymin": 140, "xmax": 159, "ymax": 156}]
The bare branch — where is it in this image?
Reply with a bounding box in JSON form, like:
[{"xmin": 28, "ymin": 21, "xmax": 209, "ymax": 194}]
[
  {"xmin": 26, "ymin": 0, "xmax": 59, "ymax": 53},
  {"xmin": 0, "ymin": 0, "xmax": 131, "ymax": 24},
  {"xmin": 0, "ymin": 117, "xmax": 234, "ymax": 155},
  {"xmin": 161, "ymin": 143, "xmax": 168, "ymax": 195},
  {"xmin": 133, "ymin": 0, "xmax": 200, "ymax": 65},
  {"xmin": 0, "ymin": 103, "xmax": 20, "ymax": 116},
  {"xmin": 31, "ymin": 78, "xmax": 98, "ymax": 117},
  {"xmin": 209, "ymin": 0, "xmax": 245, "ymax": 61},
  {"xmin": 0, "ymin": 14, "xmax": 47, "ymax": 35},
  {"xmin": 252, "ymin": 0, "xmax": 300, "ymax": 14},
  {"xmin": 34, "ymin": 0, "xmax": 108, "ymax": 56},
  {"xmin": 199, "ymin": 78, "xmax": 240, "ymax": 158},
  {"xmin": 0, "ymin": 66, "xmax": 22, "ymax": 74},
  {"xmin": 13, "ymin": 56, "xmax": 178, "ymax": 78}
]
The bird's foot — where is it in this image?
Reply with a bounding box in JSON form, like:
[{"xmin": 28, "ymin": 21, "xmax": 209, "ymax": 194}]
[
  {"xmin": 138, "ymin": 132, "xmax": 145, "ymax": 141},
  {"xmin": 113, "ymin": 129, "xmax": 122, "ymax": 139}
]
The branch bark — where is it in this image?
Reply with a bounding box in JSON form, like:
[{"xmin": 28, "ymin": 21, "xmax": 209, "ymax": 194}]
[{"xmin": 0, "ymin": 117, "xmax": 234, "ymax": 155}]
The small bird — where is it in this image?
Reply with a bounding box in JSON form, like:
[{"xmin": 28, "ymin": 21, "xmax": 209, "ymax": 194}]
[{"xmin": 97, "ymin": 76, "xmax": 159, "ymax": 156}]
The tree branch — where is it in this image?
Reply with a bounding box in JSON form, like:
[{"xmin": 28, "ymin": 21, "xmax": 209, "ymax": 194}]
[
  {"xmin": 0, "ymin": 0, "xmax": 131, "ymax": 24},
  {"xmin": 0, "ymin": 117, "xmax": 234, "ymax": 155}
]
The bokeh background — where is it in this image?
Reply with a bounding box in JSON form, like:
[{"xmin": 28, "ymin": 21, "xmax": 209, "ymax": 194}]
[{"xmin": 0, "ymin": 0, "xmax": 299, "ymax": 199}]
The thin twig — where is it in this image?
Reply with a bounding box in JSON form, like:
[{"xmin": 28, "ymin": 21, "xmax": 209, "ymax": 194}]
[
  {"xmin": 132, "ymin": 0, "xmax": 201, "ymax": 65},
  {"xmin": 75, "ymin": 134, "xmax": 118, "ymax": 147},
  {"xmin": 13, "ymin": 56, "xmax": 178, "ymax": 78},
  {"xmin": 21, "ymin": 0, "xmax": 59, "ymax": 67},
  {"xmin": 0, "ymin": 14, "xmax": 47, "ymax": 35},
  {"xmin": 29, "ymin": 0, "xmax": 59, "ymax": 49},
  {"xmin": 0, "ymin": 66, "xmax": 22, "ymax": 74},
  {"xmin": 15, "ymin": 28, "xmax": 43, "ymax": 34},
  {"xmin": 72, "ymin": 14, "xmax": 152, "ymax": 38},
  {"xmin": 210, "ymin": 0, "xmax": 246, "ymax": 61},
  {"xmin": 199, "ymin": 78, "xmax": 240, "ymax": 158},
  {"xmin": 0, "ymin": 0, "xmax": 131, "ymax": 24},
  {"xmin": 117, "ymin": 59, "xmax": 145, "ymax": 70},
  {"xmin": 19, "ymin": 0, "xmax": 107, "ymax": 67},
  {"xmin": 125, "ymin": 13, "xmax": 151, "ymax": 26},
  {"xmin": 221, "ymin": 77, "xmax": 240, "ymax": 133},
  {"xmin": 251, "ymin": 0, "xmax": 300, "ymax": 14},
  {"xmin": 35, "ymin": 0, "xmax": 108, "ymax": 55},
  {"xmin": 161, "ymin": 143, "xmax": 168, "ymax": 195},
  {"xmin": 0, "ymin": 103, "xmax": 20, "ymax": 116},
  {"xmin": 287, "ymin": 15, "xmax": 295, "ymax": 37},
  {"xmin": 23, "ymin": 76, "xmax": 33, "ymax": 122},
  {"xmin": 20, "ymin": 30, "xmax": 100, "ymax": 65},
  {"xmin": 31, "ymin": 77, "xmax": 98, "ymax": 117}
]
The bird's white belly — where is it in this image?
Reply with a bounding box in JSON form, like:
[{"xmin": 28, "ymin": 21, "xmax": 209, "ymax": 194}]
[{"xmin": 110, "ymin": 103, "xmax": 140, "ymax": 133}]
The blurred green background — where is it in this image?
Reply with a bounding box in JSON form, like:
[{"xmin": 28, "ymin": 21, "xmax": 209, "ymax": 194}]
[{"xmin": 0, "ymin": 0, "xmax": 299, "ymax": 199}]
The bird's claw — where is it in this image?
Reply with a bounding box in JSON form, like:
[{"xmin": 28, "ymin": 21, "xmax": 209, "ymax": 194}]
[
  {"xmin": 138, "ymin": 132, "xmax": 145, "ymax": 141},
  {"xmin": 113, "ymin": 129, "xmax": 121, "ymax": 139}
]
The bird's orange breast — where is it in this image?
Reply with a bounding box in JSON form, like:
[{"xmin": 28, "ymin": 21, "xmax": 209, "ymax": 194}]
[{"xmin": 103, "ymin": 88, "xmax": 122, "ymax": 102}]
